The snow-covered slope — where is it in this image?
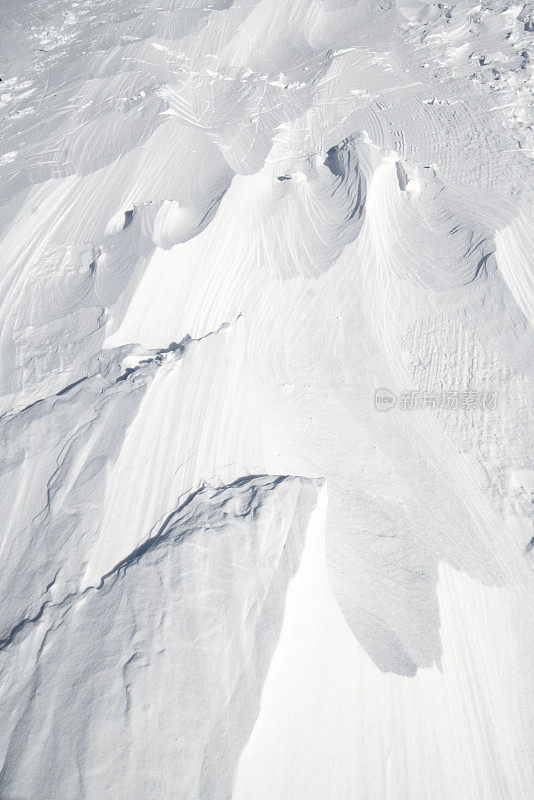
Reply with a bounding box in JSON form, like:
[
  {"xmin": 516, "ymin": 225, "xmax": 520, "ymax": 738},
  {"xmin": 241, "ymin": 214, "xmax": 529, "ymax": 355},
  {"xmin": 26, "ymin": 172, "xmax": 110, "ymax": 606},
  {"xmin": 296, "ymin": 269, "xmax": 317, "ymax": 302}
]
[
  {"xmin": 0, "ymin": 475, "xmax": 320, "ymax": 799},
  {"xmin": 0, "ymin": 0, "xmax": 533, "ymax": 797}
]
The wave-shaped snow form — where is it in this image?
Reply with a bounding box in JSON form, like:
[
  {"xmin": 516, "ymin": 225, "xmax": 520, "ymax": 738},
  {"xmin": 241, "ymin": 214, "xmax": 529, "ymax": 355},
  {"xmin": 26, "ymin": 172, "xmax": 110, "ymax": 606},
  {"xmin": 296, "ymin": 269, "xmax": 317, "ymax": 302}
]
[
  {"xmin": 0, "ymin": 474, "xmax": 320, "ymax": 799},
  {"xmin": 1, "ymin": 0, "xmax": 533, "ymax": 796}
]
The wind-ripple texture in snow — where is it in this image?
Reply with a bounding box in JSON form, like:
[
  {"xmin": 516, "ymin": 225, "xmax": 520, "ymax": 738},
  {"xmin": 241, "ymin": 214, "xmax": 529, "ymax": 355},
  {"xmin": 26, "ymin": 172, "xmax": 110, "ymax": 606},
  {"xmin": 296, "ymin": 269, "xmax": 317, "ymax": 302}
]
[{"xmin": 0, "ymin": 0, "xmax": 533, "ymax": 798}]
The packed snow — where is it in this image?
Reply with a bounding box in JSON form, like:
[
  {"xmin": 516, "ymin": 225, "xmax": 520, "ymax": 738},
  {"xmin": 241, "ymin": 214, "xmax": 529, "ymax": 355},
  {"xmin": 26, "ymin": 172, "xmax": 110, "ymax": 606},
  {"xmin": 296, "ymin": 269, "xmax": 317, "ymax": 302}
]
[{"xmin": 0, "ymin": 0, "xmax": 533, "ymax": 798}]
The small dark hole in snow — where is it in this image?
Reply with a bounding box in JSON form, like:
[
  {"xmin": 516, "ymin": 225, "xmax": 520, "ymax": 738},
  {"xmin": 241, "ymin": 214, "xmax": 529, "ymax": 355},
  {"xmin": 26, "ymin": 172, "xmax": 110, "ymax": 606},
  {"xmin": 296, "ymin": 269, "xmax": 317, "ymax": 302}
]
[
  {"xmin": 323, "ymin": 146, "xmax": 344, "ymax": 177},
  {"xmin": 395, "ymin": 161, "xmax": 408, "ymax": 192},
  {"xmin": 116, "ymin": 367, "xmax": 135, "ymax": 382},
  {"xmin": 123, "ymin": 209, "xmax": 134, "ymax": 230}
]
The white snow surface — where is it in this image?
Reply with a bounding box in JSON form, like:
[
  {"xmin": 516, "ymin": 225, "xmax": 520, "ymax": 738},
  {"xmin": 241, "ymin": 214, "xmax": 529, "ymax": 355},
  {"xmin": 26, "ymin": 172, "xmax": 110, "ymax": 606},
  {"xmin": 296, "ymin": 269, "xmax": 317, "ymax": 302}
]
[{"xmin": 0, "ymin": 0, "xmax": 533, "ymax": 798}]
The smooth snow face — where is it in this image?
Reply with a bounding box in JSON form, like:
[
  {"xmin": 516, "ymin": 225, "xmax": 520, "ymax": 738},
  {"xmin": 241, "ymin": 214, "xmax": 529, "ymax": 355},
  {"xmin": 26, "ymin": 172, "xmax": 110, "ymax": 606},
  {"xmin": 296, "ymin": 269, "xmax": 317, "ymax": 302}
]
[
  {"xmin": 0, "ymin": 0, "xmax": 533, "ymax": 798},
  {"xmin": 234, "ymin": 486, "xmax": 534, "ymax": 800}
]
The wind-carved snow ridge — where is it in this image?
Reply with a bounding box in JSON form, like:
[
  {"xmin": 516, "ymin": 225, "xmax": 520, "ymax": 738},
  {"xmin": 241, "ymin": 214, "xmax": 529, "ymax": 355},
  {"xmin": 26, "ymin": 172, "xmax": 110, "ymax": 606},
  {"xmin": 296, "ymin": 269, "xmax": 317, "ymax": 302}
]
[
  {"xmin": 0, "ymin": 474, "xmax": 322, "ymax": 800},
  {"xmin": 1, "ymin": 0, "xmax": 534, "ymax": 797},
  {"xmin": 0, "ymin": 319, "xmax": 244, "ymax": 648}
]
